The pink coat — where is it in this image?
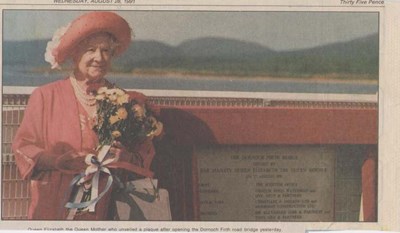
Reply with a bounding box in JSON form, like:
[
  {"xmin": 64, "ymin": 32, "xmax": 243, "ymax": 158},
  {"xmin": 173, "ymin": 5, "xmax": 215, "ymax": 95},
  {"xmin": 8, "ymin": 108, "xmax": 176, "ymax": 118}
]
[{"xmin": 12, "ymin": 78, "xmax": 156, "ymax": 220}]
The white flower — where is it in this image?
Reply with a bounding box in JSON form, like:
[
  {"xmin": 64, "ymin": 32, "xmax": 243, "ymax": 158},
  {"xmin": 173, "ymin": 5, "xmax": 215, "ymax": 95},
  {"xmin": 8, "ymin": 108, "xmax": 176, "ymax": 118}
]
[
  {"xmin": 115, "ymin": 88, "xmax": 125, "ymax": 96},
  {"xmin": 116, "ymin": 93, "xmax": 129, "ymax": 105},
  {"xmin": 147, "ymin": 121, "xmax": 163, "ymax": 137},
  {"xmin": 106, "ymin": 88, "xmax": 127, "ymax": 104},
  {"xmin": 95, "ymin": 87, "xmax": 108, "ymax": 100},
  {"xmin": 44, "ymin": 23, "xmax": 71, "ymax": 69},
  {"xmin": 97, "ymin": 87, "xmax": 108, "ymax": 94},
  {"xmin": 95, "ymin": 94, "xmax": 106, "ymax": 101},
  {"xmin": 106, "ymin": 88, "xmax": 119, "ymax": 102}
]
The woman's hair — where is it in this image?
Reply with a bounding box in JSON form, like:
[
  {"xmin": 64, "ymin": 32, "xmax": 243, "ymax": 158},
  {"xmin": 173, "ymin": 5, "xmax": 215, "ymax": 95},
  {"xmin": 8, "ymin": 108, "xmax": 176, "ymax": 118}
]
[
  {"xmin": 79, "ymin": 32, "xmax": 121, "ymax": 56},
  {"xmin": 70, "ymin": 32, "xmax": 121, "ymax": 65}
]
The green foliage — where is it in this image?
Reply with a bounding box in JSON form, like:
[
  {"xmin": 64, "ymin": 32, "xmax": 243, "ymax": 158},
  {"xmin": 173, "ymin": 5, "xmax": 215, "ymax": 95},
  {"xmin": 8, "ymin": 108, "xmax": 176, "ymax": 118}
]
[{"xmin": 4, "ymin": 34, "xmax": 379, "ymax": 80}]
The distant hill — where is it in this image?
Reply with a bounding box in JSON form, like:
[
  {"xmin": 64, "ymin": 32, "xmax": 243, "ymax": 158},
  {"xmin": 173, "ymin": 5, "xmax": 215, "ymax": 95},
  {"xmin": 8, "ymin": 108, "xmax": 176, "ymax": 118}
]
[
  {"xmin": 178, "ymin": 37, "xmax": 276, "ymax": 58},
  {"xmin": 3, "ymin": 33, "xmax": 379, "ymax": 79},
  {"xmin": 3, "ymin": 39, "xmax": 48, "ymax": 68},
  {"xmin": 281, "ymin": 34, "xmax": 379, "ymax": 75}
]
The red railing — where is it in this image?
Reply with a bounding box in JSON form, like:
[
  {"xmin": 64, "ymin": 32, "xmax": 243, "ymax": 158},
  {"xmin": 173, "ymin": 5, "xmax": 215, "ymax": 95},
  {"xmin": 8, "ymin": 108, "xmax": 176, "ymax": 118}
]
[{"xmin": 2, "ymin": 93, "xmax": 378, "ymax": 221}]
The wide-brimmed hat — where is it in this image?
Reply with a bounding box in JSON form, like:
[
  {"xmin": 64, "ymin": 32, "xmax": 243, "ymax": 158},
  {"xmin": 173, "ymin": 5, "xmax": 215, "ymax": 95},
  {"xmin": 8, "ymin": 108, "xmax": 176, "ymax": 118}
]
[{"xmin": 45, "ymin": 11, "xmax": 132, "ymax": 69}]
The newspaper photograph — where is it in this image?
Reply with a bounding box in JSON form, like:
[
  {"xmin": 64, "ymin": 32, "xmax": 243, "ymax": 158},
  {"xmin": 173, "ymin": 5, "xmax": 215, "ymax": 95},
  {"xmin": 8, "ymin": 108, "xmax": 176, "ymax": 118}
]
[{"xmin": 1, "ymin": 0, "xmax": 399, "ymax": 232}]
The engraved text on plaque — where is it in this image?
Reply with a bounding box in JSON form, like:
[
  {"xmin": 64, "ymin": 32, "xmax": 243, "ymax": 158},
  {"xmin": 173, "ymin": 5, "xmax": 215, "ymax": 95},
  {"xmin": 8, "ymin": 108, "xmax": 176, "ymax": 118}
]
[{"xmin": 195, "ymin": 146, "xmax": 335, "ymax": 221}]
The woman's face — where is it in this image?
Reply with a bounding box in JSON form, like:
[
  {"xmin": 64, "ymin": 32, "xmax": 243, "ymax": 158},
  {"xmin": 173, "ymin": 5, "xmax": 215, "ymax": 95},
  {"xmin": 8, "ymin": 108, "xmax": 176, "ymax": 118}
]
[{"xmin": 73, "ymin": 33, "xmax": 115, "ymax": 81}]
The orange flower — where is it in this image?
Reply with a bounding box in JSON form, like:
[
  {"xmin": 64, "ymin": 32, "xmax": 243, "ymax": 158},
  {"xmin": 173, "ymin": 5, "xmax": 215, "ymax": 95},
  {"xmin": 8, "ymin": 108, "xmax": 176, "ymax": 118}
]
[
  {"xmin": 132, "ymin": 104, "xmax": 145, "ymax": 118},
  {"xmin": 109, "ymin": 115, "xmax": 120, "ymax": 125},
  {"xmin": 112, "ymin": 130, "xmax": 121, "ymax": 138},
  {"xmin": 153, "ymin": 121, "xmax": 163, "ymax": 136},
  {"xmin": 147, "ymin": 116, "xmax": 163, "ymax": 137},
  {"xmin": 116, "ymin": 108, "xmax": 128, "ymax": 120}
]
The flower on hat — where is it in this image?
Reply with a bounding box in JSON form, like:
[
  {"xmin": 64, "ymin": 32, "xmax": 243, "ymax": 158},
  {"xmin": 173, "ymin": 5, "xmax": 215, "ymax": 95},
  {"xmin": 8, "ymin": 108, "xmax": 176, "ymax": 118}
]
[
  {"xmin": 45, "ymin": 12, "xmax": 132, "ymax": 70},
  {"xmin": 44, "ymin": 23, "xmax": 71, "ymax": 69}
]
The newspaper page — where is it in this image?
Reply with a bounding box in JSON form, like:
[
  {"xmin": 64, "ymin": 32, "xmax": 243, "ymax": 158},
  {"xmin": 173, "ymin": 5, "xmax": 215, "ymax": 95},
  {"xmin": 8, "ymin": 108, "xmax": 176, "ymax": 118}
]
[{"xmin": 0, "ymin": 0, "xmax": 399, "ymax": 232}]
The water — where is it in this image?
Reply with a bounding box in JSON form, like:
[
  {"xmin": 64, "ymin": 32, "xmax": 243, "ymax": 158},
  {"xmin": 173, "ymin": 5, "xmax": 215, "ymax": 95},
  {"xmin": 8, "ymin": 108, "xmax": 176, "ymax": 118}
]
[{"xmin": 2, "ymin": 69, "xmax": 378, "ymax": 94}]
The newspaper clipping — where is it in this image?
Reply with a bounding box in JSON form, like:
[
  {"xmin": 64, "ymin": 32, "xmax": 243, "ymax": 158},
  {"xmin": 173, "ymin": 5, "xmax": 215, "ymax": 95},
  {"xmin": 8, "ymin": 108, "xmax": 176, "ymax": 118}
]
[{"xmin": 1, "ymin": 0, "xmax": 399, "ymax": 232}]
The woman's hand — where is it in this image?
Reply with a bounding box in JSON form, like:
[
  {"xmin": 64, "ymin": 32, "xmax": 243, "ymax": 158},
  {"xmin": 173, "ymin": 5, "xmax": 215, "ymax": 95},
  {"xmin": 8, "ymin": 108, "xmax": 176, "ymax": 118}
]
[
  {"xmin": 36, "ymin": 146, "xmax": 87, "ymax": 172},
  {"xmin": 36, "ymin": 152, "xmax": 58, "ymax": 171},
  {"xmin": 110, "ymin": 141, "xmax": 143, "ymax": 167},
  {"xmin": 55, "ymin": 151, "xmax": 88, "ymax": 173}
]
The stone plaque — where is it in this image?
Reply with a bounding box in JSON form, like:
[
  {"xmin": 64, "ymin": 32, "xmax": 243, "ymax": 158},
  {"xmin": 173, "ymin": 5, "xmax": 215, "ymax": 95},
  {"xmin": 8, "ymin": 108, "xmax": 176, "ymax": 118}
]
[{"xmin": 195, "ymin": 146, "xmax": 335, "ymax": 221}]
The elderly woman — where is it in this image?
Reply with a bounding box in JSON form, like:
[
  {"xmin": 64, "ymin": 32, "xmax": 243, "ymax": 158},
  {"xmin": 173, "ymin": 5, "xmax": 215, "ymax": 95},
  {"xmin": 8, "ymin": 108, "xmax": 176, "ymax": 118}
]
[{"xmin": 12, "ymin": 11, "xmax": 158, "ymax": 220}]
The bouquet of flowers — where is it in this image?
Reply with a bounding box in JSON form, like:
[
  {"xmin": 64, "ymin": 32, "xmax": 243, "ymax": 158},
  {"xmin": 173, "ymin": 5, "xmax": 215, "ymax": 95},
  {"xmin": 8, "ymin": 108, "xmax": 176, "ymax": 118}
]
[
  {"xmin": 93, "ymin": 86, "xmax": 163, "ymax": 153},
  {"xmin": 64, "ymin": 85, "xmax": 163, "ymax": 217}
]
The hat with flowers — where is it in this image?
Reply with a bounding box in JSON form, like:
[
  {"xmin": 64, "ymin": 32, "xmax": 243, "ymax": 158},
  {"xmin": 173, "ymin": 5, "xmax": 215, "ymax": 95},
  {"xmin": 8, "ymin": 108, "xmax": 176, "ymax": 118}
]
[{"xmin": 45, "ymin": 11, "xmax": 132, "ymax": 69}]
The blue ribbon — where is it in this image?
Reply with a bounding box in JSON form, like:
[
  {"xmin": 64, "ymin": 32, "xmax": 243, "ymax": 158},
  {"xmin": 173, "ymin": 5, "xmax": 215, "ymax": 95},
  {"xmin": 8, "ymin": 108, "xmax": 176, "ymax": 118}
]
[{"xmin": 65, "ymin": 167, "xmax": 113, "ymax": 210}]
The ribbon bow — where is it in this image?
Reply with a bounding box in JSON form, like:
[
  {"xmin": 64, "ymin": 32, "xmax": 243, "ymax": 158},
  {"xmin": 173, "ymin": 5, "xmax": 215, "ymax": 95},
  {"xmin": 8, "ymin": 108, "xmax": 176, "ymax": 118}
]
[
  {"xmin": 64, "ymin": 145, "xmax": 155, "ymax": 219},
  {"xmin": 65, "ymin": 145, "xmax": 116, "ymax": 216}
]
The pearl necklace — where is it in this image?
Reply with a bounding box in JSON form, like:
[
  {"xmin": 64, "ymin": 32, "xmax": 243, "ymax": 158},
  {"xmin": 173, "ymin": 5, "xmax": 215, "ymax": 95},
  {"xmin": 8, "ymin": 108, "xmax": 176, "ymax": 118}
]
[{"xmin": 70, "ymin": 76, "xmax": 96, "ymax": 106}]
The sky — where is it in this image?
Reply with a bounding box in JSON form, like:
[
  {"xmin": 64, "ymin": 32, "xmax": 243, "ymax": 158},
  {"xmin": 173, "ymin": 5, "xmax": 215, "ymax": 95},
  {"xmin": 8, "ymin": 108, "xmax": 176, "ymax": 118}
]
[{"xmin": 3, "ymin": 10, "xmax": 379, "ymax": 51}]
